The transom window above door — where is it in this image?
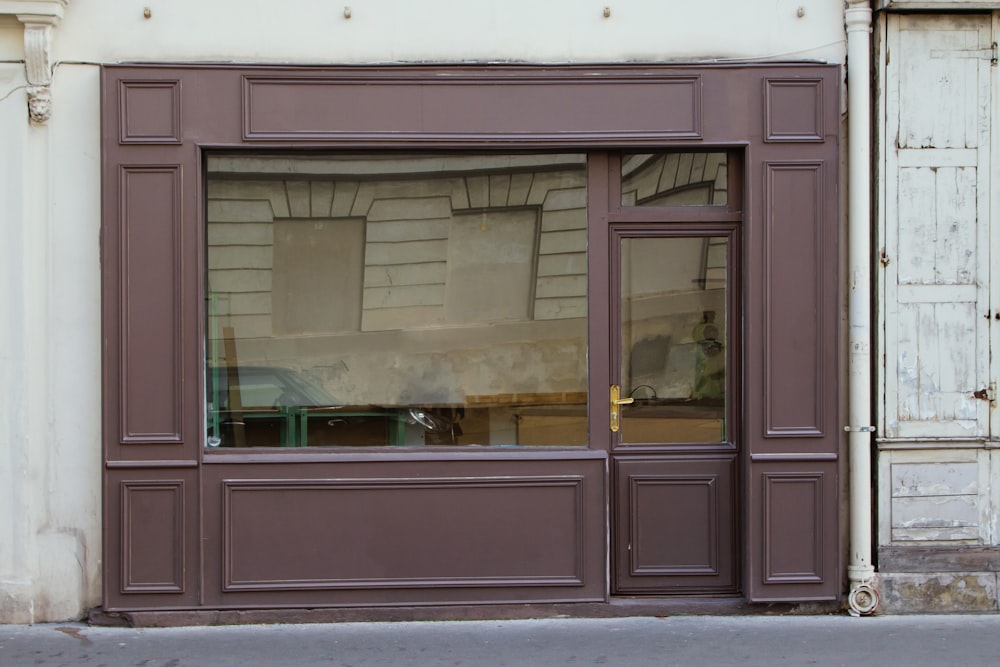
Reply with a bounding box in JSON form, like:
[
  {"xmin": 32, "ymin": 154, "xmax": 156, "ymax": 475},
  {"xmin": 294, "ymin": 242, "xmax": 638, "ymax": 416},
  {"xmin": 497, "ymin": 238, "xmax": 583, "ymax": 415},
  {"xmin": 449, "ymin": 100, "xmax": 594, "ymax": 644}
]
[
  {"xmin": 621, "ymin": 152, "xmax": 730, "ymax": 207},
  {"xmin": 205, "ymin": 153, "xmax": 589, "ymax": 449}
]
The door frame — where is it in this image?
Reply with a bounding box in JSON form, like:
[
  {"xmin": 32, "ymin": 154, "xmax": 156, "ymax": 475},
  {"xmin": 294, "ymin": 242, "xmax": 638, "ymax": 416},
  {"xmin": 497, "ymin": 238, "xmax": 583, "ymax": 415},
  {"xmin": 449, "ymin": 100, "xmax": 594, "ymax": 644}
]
[{"xmin": 587, "ymin": 152, "xmax": 745, "ymax": 595}]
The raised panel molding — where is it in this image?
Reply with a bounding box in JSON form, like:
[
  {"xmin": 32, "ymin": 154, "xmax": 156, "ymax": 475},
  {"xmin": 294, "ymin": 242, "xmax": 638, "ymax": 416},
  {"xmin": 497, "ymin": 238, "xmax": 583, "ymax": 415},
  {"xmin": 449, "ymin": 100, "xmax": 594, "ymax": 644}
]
[
  {"xmin": 762, "ymin": 473, "xmax": 825, "ymax": 583},
  {"xmin": 242, "ymin": 74, "xmax": 702, "ymax": 143},
  {"xmin": 120, "ymin": 481, "xmax": 185, "ymax": 593},
  {"xmin": 221, "ymin": 476, "xmax": 586, "ymax": 591},
  {"xmin": 614, "ymin": 456, "xmax": 737, "ymax": 593},
  {"xmin": 764, "ymin": 78, "xmax": 825, "ymax": 142},
  {"xmin": 118, "ymin": 80, "xmax": 182, "ymax": 144},
  {"xmin": 628, "ymin": 475, "xmax": 720, "ymax": 576},
  {"xmin": 763, "ymin": 161, "xmax": 825, "ymax": 437},
  {"xmin": 119, "ymin": 166, "xmax": 183, "ymax": 443}
]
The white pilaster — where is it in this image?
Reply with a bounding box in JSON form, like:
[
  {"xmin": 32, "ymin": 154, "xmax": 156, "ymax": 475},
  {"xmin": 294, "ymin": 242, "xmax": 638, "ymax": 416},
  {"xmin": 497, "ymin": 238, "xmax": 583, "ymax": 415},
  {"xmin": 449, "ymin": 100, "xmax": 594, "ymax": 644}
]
[{"xmin": 0, "ymin": 1, "xmax": 68, "ymax": 123}]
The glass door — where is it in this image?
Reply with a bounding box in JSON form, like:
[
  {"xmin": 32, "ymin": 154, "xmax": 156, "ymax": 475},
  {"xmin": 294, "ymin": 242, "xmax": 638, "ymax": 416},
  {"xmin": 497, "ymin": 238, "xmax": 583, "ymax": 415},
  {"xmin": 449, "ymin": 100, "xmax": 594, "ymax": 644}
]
[{"xmin": 610, "ymin": 229, "xmax": 740, "ymax": 594}]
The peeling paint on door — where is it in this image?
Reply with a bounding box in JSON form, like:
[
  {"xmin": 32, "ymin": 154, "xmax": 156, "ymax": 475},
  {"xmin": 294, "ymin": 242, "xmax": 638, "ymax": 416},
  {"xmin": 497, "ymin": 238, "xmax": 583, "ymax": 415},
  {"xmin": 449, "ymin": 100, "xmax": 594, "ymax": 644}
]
[{"xmin": 882, "ymin": 14, "xmax": 992, "ymax": 442}]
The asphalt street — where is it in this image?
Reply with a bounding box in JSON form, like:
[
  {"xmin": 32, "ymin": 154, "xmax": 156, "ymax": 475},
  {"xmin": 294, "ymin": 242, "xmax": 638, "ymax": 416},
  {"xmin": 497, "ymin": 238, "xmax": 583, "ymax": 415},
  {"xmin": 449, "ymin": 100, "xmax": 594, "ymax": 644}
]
[{"xmin": 2, "ymin": 614, "xmax": 999, "ymax": 667}]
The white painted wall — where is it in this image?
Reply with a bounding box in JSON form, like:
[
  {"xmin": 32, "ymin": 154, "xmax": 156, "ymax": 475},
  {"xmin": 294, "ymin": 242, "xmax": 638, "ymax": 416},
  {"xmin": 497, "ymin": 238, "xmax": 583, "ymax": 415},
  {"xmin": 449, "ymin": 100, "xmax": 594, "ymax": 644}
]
[
  {"xmin": 40, "ymin": 0, "xmax": 848, "ymax": 65},
  {"xmin": 0, "ymin": 0, "xmax": 848, "ymax": 622},
  {"xmin": 0, "ymin": 55, "xmax": 102, "ymax": 623}
]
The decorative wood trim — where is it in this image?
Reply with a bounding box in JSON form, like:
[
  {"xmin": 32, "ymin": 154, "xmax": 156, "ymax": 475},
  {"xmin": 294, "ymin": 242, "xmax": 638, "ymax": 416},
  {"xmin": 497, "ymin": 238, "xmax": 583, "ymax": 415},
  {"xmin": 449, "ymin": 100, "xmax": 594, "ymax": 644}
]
[
  {"xmin": 241, "ymin": 73, "xmax": 702, "ymax": 144},
  {"xmin": 204, "ymin": 448, "xmax": 607, "ymax": 464},
  {"xmin": 118, "ymin": 80, "xmax": 182, "ymax": 144},
  {"xmin": 763, "ymin": 161, "xmax": 825, "ymax": 437},
  {"xmin": 764, "ymin": 78, "xmax": 825, "ymax": 142},
  {"xmin": 762, "ymin": 473, "xmax": 825, "ymax": 584},
  {"xmin": 121, "ymin": 481, "xmax": 185, "ymax": 593},
  {"xmin": 628, "ymin": 475, "xmax": 720, "ymax": 576},
  {"xmin": 107, "ymin": 460, "xmax": 200, "ymax": 469},
  {"xmin": 221, "ymin": 476, "xmax": 586, "ymax": 592},
  {"xmin": 119, "ymin": 165, "xmax": 184, "ymax": 444},
  {"xmin": 750, "ymin": 453, "xmax": 838, "ymax": 462}
]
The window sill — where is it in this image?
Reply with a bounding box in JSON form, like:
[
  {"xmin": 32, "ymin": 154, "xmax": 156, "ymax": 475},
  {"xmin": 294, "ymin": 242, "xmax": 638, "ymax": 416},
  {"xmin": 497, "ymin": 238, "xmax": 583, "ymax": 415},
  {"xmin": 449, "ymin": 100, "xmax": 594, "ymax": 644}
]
[{"xmin": 202, "ymin": 446, "xmax": 605, "ymax": 464}]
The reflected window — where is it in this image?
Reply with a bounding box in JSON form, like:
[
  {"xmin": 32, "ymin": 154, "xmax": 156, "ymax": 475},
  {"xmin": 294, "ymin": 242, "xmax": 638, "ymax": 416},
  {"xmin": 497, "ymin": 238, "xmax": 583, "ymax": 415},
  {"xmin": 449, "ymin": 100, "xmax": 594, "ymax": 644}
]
[
  {"xmin": 621, "ymin": 152, "xmax": 729, "ymax": 207},
  {"xmin": 205, "ymin": 153, "xmax": 588, "ymax": 448},
  {"xmin": 619, "ymin": 236, "xmax": 728, "ymax": 443}
]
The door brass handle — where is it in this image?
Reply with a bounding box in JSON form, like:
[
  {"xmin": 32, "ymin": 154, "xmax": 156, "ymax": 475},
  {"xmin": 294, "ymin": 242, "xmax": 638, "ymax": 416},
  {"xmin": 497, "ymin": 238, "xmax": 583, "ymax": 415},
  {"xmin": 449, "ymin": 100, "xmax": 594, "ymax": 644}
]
[{"xmin": 610, "ymin": 385, "xmax": 634, "ymax": 433}]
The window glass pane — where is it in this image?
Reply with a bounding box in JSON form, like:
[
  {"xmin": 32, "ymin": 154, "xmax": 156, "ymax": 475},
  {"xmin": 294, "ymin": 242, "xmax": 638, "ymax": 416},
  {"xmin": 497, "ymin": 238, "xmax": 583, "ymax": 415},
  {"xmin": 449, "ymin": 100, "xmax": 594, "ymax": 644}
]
[
  {"xmin": 619, "ymin": 236, "xmax": 727, "ymax": 443},
  {"xmin": 621, "ymin": 152, "xmax": 728, "ymax": 206},
  {"xmin": 206, "ymin": 153, "xmax": 588, "ymax": 448}
]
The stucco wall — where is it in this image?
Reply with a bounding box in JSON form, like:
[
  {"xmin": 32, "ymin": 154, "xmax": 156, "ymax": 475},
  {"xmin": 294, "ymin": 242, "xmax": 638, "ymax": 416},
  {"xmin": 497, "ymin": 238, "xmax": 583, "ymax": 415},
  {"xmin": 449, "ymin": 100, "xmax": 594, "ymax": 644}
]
[
  {"xmin": 23, "ymin": 1, "xmax": 848, "ymax": 64},
  {"xmin": 0, "ymin": 57, "xmax": 102, "ymax": 623},
  {"xmin": 0, "ymin": 0, "xmax": 848, "ymax": 622}
]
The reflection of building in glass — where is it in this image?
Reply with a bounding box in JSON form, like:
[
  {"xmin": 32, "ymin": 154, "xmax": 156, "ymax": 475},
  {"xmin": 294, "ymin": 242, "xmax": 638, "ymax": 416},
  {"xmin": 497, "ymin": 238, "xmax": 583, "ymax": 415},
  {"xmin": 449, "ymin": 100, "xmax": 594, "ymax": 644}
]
[
  {"xmin": 693, "ymin": 310, "xmax": 725, "ymax": 400},
  {"xmin": 206, "ymin": 154, "xmax": 590, "ymax": 446},
  {"xmin": 621, "ymin": 152, "xmax": 728, "ymax": 207}
]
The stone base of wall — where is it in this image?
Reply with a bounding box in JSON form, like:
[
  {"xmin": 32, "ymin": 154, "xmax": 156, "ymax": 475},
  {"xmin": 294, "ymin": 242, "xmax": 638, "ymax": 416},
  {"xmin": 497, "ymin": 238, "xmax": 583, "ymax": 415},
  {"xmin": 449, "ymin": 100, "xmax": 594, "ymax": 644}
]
[
  {"xmin": 877, "ymin": 572, "xmax": 999, "ymax": 613},
  {"xmin": 876, "ymin": 546, "xmax": 1000, "ymax": 613}
]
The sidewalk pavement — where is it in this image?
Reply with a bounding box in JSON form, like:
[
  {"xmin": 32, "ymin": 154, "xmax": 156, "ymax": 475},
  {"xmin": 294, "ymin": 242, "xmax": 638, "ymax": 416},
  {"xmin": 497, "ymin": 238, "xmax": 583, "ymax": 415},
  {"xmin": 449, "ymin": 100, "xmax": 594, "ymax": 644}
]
[{"xmin": 2, "ymin": 614, "xmax": 999, "ymax": 667}]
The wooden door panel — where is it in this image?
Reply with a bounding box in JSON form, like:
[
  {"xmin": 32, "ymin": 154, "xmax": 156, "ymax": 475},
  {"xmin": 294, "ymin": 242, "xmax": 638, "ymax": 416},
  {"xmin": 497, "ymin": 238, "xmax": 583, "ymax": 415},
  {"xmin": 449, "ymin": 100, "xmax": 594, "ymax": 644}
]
[
  {"xmin": 615, "ymin": 456, "xmax": 737, "ymax": 593},
  {"xmin": 882, "ymin": 13, "xmax": 992, "ymax": 440},
  {"xmin": 747, "ymin": 460, "xmax": 839, "ymax": 602}
]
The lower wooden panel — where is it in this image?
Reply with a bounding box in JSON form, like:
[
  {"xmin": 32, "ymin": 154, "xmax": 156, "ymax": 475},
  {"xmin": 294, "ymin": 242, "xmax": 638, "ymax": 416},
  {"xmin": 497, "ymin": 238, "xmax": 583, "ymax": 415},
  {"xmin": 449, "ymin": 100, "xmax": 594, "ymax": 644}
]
[
  {"xmin": 614, "ymin": 456, "xmax": 737, "ymax": 594},
  {"xmin": 122, "ymin": 481, "xmax": 186, "ymax": 593},
  {"xmin": 762, "ymin": 473, "xmax": 824, "ymax": 583},
  {"xmin": 222, "ymin": 476, "xmax": 585, "ymax": 591},
  {"xmin": 747, "ymin": 460, "xmax": 839, "ymax": 601},
  {"xmin": 104, "ymin": 468, "xmax": 201, "ymax": 610},
  {"xmin": 202, "ymin": 456, "xmax": 606, "ymax": 607}
]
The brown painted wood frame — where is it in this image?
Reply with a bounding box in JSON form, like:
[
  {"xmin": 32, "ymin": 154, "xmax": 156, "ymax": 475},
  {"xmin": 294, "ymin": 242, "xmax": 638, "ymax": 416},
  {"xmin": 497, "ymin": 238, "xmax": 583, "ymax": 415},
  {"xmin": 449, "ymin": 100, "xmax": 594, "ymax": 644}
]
[{"xmin": 101, "ymin": 64, "xmax": 841, "ymax": 612}]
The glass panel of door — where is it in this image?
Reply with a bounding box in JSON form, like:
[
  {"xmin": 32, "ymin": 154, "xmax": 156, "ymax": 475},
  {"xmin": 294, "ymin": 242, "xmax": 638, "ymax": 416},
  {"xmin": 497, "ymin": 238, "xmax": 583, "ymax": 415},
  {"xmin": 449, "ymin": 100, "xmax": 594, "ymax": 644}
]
[{"xmin": 618, "ymin": 236, "xmax": 728, "ymax": 444}]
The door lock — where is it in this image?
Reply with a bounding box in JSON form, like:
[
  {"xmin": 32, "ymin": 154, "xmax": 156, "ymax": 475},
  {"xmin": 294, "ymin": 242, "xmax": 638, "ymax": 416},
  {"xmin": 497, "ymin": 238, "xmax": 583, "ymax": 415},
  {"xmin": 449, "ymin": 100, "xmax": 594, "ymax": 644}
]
[{"xmin": 610, "ymin": 385, "xmax": 634, "ymax": 433}]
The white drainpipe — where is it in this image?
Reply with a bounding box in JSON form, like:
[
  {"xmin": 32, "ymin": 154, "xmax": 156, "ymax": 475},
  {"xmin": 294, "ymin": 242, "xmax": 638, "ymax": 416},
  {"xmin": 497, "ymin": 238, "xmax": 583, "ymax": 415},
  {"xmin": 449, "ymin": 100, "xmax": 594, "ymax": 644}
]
[{"xmin": 845, "ymin": 0, "xmax": 878, "ymax": 616}]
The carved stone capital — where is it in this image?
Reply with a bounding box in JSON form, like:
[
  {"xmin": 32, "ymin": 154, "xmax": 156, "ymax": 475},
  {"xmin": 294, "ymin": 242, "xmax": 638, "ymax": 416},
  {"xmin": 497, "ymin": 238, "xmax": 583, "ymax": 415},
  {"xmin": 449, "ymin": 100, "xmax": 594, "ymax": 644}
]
[
  {"xmin": 0, "ymin": 1, "xmax": 69, "ymax": 124},
  {"xmin": 26, "ymin": 84, "xmax": 51, "ymax": 123}
]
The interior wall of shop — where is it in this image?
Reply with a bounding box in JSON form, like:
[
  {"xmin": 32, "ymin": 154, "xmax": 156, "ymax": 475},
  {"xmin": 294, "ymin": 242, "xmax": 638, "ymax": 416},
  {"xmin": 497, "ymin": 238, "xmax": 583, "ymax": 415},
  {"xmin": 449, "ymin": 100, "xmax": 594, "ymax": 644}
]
[{"xmin": 0, "ymin": 0, "xmax": 848, "ymax": 623}]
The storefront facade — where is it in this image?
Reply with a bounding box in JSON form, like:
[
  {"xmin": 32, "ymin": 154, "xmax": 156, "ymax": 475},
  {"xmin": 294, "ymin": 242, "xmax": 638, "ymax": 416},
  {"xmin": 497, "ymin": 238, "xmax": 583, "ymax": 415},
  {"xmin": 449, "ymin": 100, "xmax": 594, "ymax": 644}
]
[{"xmin": 100, "ymin": 63, "xmax": 842, "ymax": 614}]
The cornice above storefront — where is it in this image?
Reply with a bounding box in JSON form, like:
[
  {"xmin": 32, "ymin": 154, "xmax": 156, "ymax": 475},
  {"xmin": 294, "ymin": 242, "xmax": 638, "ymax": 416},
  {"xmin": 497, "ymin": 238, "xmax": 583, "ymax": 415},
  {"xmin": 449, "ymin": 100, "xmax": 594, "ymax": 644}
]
[
  {"xmin": 0, "ymin": 0, "xmax": 68, "ymax": 124},
  {"xmin": 876, "ymin": 0, "xmax": 1000, "ymax": 9}
]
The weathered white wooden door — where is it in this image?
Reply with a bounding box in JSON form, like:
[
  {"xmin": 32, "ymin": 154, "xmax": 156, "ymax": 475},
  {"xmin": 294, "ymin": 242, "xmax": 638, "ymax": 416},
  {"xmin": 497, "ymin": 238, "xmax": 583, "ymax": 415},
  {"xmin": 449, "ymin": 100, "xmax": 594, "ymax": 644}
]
[
  {"xmin": 882, "ymin": 13, "xmax": 993, "ymax": 444},
  {"xmin": 992, "ymin": 14, "xmax": 1000, "ymax": 445}
]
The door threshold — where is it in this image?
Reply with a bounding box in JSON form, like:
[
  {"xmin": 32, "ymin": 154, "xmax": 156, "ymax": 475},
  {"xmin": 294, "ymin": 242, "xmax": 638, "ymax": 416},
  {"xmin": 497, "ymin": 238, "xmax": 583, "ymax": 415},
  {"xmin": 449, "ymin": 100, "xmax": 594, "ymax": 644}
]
[{"xmin": 608, "ymin": 596, "xmax": 753, "ymax": 616}]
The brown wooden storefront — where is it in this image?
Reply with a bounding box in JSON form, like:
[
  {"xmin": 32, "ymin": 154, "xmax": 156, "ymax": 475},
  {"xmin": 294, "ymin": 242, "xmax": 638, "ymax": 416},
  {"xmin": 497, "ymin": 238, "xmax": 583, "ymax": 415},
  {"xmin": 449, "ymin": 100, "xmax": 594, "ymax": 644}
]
[{"xmin": 101, "ymin": 63, "xmax": 841, "ymax": 616}]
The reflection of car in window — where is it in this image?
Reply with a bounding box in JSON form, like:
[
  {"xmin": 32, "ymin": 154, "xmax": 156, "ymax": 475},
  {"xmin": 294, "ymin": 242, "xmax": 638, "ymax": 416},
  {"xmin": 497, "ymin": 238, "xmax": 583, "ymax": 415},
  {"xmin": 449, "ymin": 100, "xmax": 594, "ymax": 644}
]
[
  {"xmin": 211, "ymin": 366, "xmax": 338, "ymax": 410},
  {"xmin": 206, "ymin": 366, "xmax": 462, "ymax": 448}
]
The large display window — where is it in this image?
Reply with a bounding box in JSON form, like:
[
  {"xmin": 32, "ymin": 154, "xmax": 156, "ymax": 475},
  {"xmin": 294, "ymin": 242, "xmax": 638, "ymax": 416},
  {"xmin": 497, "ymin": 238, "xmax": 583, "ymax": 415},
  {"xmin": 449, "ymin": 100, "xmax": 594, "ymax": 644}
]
[{"xmin": 205, "ymin": 153, "xmax": 589, "ymax": 449}]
